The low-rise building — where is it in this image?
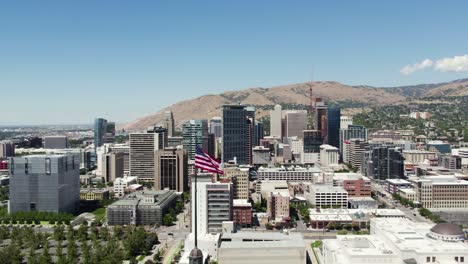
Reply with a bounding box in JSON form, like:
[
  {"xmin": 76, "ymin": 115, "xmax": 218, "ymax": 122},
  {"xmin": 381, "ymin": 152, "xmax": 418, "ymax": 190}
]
[
  {"xmin": 397, "ymin": 188, "xmax": 417, "ymax": 202},
  {"xmin": 308, "ymin": 185, "xmax": 348, "ymax": 209},
  {"xmin": 267, "ymin": 191, "xmax": 290, "ymax": 222},
  {"xmin": 416, "ymin": 175, "xmax": 468, "ymax": 209},
  {"xmin": 106, "ymin": 189, "xmax": 177, "ymax": 226},
  {"xmin": 80, "ymin": 189, "xmax": 110, "ymax": 201},
  {"xmin": 113, "ymin": 176, "xmax": 138, "ymax": 197},
  {"xmin": 322, "ymin": 218, "xmax": 468, "ymax": 264},
  {"xmin": 385, "ymin": 178, "xmax": 412, "ymax": 194},
  {"xmin": 232, "ymin": 199, "xmax": 252, "ymax": 228},
  {"xmin": 333, "ymin": 173, "xmax": 371, "ymax": 197},
  {"xmin": 257, "ymin": 166, "xmax": 321, "ymax": 181},
  {"xmin": 218, "ymin": 231, "xmax": 306, "ymax": 264}
]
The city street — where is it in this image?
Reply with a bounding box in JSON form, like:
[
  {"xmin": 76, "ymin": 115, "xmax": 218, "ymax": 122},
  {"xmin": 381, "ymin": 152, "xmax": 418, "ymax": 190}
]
[{"xmin": 371, "ymin": 182, "xmax": 432, "ymax": 224}]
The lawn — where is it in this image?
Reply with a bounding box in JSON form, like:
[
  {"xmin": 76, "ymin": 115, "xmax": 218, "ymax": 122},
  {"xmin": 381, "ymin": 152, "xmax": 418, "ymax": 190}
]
[{"xmin": 92, "ymin": 207, "xmax": 106, "ymax": 221}]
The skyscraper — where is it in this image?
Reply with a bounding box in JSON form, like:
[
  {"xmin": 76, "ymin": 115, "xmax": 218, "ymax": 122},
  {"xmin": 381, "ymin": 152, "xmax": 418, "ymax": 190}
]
[
  {"xmin": 222, "ymin": 105, "xmax": 249, "ymax": 164},
  {"xmin": 102, "ymin": 152, "xmax": 124, "ymax": 182},
  {"xmin": 339, "ymin": 125, "xmax": 368, "ymax": 152},
  {"xmin": 147, "ymin": 125, "xmax": 168, "ymax": 150},
  {"xmin": 95, "ymin": 118, "xmax": 115, "ymax": 147},
  {"xmin": 209, "ymin": 117, "xmax": 223, "ymax": 138},
  {"xmin": 269, "ymin": 104, "xmax": 282, "ymax": 138},
  {"xmin": 254, "ymin": 122, "xmax": 264, "ymax": 146},
  {"xmin": 285, "ymin": 111, "xmax": 307, "ymax": 139},
  {"xmin": 326, "ymin": 107, "xmax": 341, "ymax": 148},
  {"xmin": 182, "ymin": 119, "xmax": 208, "ymax": 160},
  {"xmin": 94, "ymin": 118, "xmax": 108, "ymax": 148},
  {"xmin": 303, "ymin": 130, "xmax": 322, "ymax": 153},
  {"xmin": 191, "ymin": 174, "xmax": 233, "ymax": 235},
  {"xmin": 370, "ymin": 145, "xmax": 405, "ymax": 180},
  {"xmin": 246, "ymin": 107, "xmax": 256, "ymax": 165},
  {"xmin": 0, "ymin": 141, "xmax": 15, "ymax": 158},
  {"xmin": 130, "ymin": 133, "xmax": 156, "ymax": 181},
  {"xmin": 163, "ymin": 111, "xmax": 175, "ymax": 137},
  {"xmin": 9, "ymin": 155, "xmax": 80, "ymax": 214},
  {"xmin": 315, "ymin": 99, "xmax": 327, "ymax": 136},
  {"xmin": 155, "ymin": 148, "xmax": 188, "ymax": 192}
]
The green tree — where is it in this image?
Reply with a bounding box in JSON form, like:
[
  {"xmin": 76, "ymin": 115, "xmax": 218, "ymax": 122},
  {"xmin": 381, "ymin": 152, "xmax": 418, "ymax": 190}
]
[
  {"xmin": 39, "ymin": 241, "xmax": 52, "ymax": 264},
  {"xmin": 163, "ymin": 213, "xmax": 175, "ymax": 226},
  {"xmin": 66, "ymin": 238, "xmax": 79, "ymax": 264}
]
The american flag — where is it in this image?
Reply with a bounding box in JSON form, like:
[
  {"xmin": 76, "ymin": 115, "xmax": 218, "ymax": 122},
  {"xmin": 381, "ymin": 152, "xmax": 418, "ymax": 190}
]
[{"xmin": 194, "ymin": 145, "xmax": 224, "ymax": 174}]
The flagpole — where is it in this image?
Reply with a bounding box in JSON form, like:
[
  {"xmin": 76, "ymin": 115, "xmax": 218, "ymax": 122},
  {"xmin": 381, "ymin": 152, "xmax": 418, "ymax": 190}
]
[{"xmin": 194, "ymin": 167, "xmax": 198, "ymax": 249}]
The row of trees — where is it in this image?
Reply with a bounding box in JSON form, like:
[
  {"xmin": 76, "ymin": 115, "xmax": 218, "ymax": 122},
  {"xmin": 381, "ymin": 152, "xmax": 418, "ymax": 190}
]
[
  {"xmin": 162, "ymin": 200, "xmax": 184, "ymax": 226},
  {"xmin": 392, "ymin": 193, "xmax": 415, "ymax": 208},
  {"xmin": 0, "ymin": 211, "xmax": 73, "ymax": 225},
  {"xmin": 419, "ymin": 208, "xmax": 445, "ymax": 223}
]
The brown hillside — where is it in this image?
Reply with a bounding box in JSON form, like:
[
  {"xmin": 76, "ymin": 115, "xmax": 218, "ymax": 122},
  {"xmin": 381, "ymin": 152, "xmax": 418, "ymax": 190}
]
[{"xmin": 122, "ymin": 81, "xmax": 406, "ymax": 131}]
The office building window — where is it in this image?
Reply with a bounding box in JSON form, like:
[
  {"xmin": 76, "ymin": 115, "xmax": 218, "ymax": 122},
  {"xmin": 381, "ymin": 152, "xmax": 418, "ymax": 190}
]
[
  {"xmin": 25, "ymin": 158, "xmax": 29, "ymax": 174},
  {"xmin": 45, "ymin": 158, "xmax": 51, "ymax": 175},
  {"xmin": 10, "ymin": 159, "xmax": 14, "ymax": 175}
]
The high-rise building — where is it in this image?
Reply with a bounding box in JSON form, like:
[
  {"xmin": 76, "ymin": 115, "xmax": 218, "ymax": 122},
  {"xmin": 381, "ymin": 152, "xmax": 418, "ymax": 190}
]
[
  {"xmin": 94, "ymin": 118, "xmax": 115, "ymax": 146},
  {"xmin": 315, "ymin": 99, "xmax": 327, "ymax": 137},
  {"xmin": 269, "ymin": 104, "xmax": 282, "ymax": 138},
  {"xmin": 326, "ymin": 107, "xmax": 341, "ymax": 148},
  {"xmin": 44, "ymin": 136, "xmax": 68, "ymax": 149},
  {"xmin": 340, "ymin": 116, "xmax": 353, "ymax": 129},
  {"xmin": 207, "ymin": 133, "xmax": 216, "ymax": 157},
  {"xmin": 163, "ymin": 111, "xmax": 175, "ymax": 137},
  {"xmin": 191, "ymin": 174, "xmax": 233, "ymax": 235},
  {"xmin": 246, "ymin": 107, "xmax": 256, "ymax": 165},
  {"xmin": 94, "ymin": 118, "xmax": 108, "ymax": 148},
  {"xmin": 9, "ymin": 155, "xmax": 80, "ymax": 214},
  {"xmin": 303, "ymin": 130, "xmax": 322, "ymax": 153},
  {"xmin": 110, "ymin": 144, "xmax": 130, "ymax": 174},
  {"xmin": 0, "ymin": 141, "xmax": 15, "ymax": 158},
  {"xmin": 130, "ymin": 133, "xmax": 157, "ymax": 181},
  {"xmin": 285, "ymin": 111, "xmax": 307, "ymax": 139},
  {"xmin": 209, "ymin": 117, "xmax": 223, "ymax": 138},
  {"xmin": 320, "ymin": 144, "xmax": 339, "ymax": 167},
  {"xmin": 222, "ymin": 105, "xmax": 248, "ymax": 164},
  {"xmin": 254, "ymin": 122, "xmax": 264, "ymax": 146},
  {"xmin": 154, "ymin": 148, "xmax": 188, "ymax": 192},
  {"xmin": 183, "ymin": 119, "xmax": 209, "ymax": 160},
  {"xmin": 370, "ymin": 145, "xmax": 405, "ymax": 180},
  {"xmin": 147, "ymin": 126, "xmax": 168, "ymax": 150},
  {"xmin": 102, "ymin": 152, "xmax": 124, "ymax": 182},
  {"xmin": 267, "ymin": 191, "xmax": 290, "ymax": 222},
  {"xmin": 339, "ymin": 125, "xmax": 368, "ymax": 152},
  {"xmin": 104, "ymin": 122, "xmax": 116, "ymax": 144},
  {"xmin": 223, "ymin": 167, "xmax": 249, "ymax": 200},
  {"xmin": 349, "ymin": 139, "xmax": 368, "ymax": 171}
]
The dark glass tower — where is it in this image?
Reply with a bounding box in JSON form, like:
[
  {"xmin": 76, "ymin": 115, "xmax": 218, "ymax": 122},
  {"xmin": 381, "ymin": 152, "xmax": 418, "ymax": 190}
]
[
  {"xmin": 327, "ymin": 108, "xmax": 341, "ymax": 148},
  {"xmin": 222, "ymin": 105, "xmax": 248, "ymax": 164},
  {"xmin": 94, "ymin": 118, "xmax": 107, "ymax": 148}
]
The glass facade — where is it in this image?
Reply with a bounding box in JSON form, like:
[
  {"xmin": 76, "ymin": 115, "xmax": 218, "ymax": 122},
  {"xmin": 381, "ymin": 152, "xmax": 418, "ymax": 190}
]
[{"xmin": 327, "ymin": 107, "xmax": 341, "ymax": 148}]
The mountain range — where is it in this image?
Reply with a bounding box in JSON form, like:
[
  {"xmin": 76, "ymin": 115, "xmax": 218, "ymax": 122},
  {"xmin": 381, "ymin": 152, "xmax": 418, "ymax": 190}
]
[{"xmin": 122, "ymin": 78, "xmax": 468, "ymax": 131}]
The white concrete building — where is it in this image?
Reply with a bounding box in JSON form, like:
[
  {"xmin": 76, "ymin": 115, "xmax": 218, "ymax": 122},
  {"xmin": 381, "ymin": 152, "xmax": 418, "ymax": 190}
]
[
  {"xmin": 257, "ymin": 166, "xmax": 321, "ymax": 181},
  {"xmin": 191, "ymin": 174, "xmax": 233, "ymax": 235},
  {"xmin": 269, "ymin": 104, "xmax": 282, "ymax": 138},
  {"xmin": 307, "ymin": 185, "xmax": 348, "ymax": 208},
  {"xmin": 340, "ymin": 116, "xmax": 353, "ymax": 129},
  {"xmin": 113, "ymin": 176, "xmax": 138, "ymax": 197},
  {"xmin": 218, "ymin": 231, "xmax": 306, "ymax": 264},
  {"xmin": 320, "ymin": 144, "xmax": 339, "ymax": 167},
  {"xmin": 323, "ymin": 218, "xmax": 468, "ymax": 264}
]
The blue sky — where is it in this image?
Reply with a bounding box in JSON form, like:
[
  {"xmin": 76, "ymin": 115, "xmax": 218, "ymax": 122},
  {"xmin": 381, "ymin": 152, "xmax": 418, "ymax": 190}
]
[{"xmin": 1, "ymin": 0, "xmax": 467, "ymax": 125}]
